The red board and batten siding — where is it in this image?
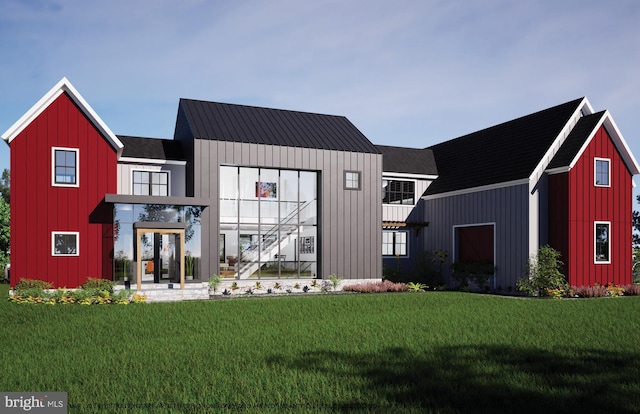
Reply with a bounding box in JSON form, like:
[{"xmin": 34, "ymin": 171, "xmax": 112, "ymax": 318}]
[
  {"xmin": 549, "ymin": 125, "xmax": 632, "ymax": 286},
  {"xmin": 10, "ymin": 92, "xmax": 117, "ymax": 288}
]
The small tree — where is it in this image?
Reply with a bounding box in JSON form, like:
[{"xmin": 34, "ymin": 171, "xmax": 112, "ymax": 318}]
[
  {"xmin": 517, "ymin": 245, "xmax": 568, "ymax": 297},
  {"xmin": 208, "ymin": 275, "xmax": 222, "ymax": 294},
  {"xmin": 0, "ymin": 194, "xmax": 9, "ymax": 272},
  {"xmin": 634, "ymin": 197, "xmax": 640, "ymax": 246},
  {"xmin": 328, "ymin": 274, "xmax": 342, "ymax": 291},
  {"xmin": 633, "ymin": 247, "xmax": 640, "ymax": 284},
  {"xmin": 0, "ymin": 169, "xmax": 9, "ymax": 204}
]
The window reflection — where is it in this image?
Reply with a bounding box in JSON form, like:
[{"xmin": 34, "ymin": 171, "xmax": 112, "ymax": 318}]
[
  {"xmin": 219, "ymin": 167, "xmax": 318, "ymax": 279},
  {"xmin": 113, "ymin": 203, "xmax": 202, "ymax": 282}
]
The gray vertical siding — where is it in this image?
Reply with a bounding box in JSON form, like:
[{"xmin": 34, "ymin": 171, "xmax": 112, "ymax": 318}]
[
  {"xmin": 423, "ymin": 184, "xmax": 530, "ymax": 289},
  {"xmin": 191, "ymin": 140, "xmax": 382, "ymax": 281}
]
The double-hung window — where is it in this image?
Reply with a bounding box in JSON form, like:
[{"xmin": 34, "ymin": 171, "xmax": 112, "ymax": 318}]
[
  {"xmin": 52, "ymin": 147, "xmax": 79, "ymax": 187},
  {"xmin": 133, "ymin": 171, "xmax": 169, "ymax": 196},
  {"xmin": 595, "ymin": 158, "xmax": 610, "ymax": 187},
  {"xmin": 382, "ymin": 231, "xmax": 407, "ymax": 256}
]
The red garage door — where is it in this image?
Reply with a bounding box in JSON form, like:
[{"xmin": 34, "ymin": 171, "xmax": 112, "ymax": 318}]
[{"xmin": 456, "ymin": 225, "xmax": 494, "ymax": 264}]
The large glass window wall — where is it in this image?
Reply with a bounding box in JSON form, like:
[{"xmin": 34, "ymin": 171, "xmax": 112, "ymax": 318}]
[
  {"xmin": 113, "ymin": 204, "xmax": 203, "ymax": 283},
  {"xmin": 220, "ymin": 166, "xmax": 318, "ymax": 279}
]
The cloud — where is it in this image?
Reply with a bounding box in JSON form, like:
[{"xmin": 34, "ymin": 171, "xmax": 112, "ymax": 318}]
[{"xmin": 1, "ymin": 0, "xmax": 639, "ymax": 150}]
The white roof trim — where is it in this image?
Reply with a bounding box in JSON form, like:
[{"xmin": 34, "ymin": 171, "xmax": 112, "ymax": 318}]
[
  {"xmin": 528, "ymin": 97, "xmax": 591, "ymax": 191},
  {"xmin": 119, "ymin": 157, "xmax": 187, "ymax": 166},
  {"xmin": 383, "ymin": 172, "xmax": 437, "ymax": 180},
  {"xmin": 599, "ymin": 112, "xmax": 640, "ymax": 175},
  {"xmin": 567, "ymin": 114, "xmax": 605, "ymax": 169},
  {"xmin": 545, "ymin": 166, "xmax": 570, "ymax": 175},
  {"xmin": 1, "ymin": 77, "xmax": 123, "ymax": 155},
  {"xmin": 544, "ymin": 109, "xmax": 639, "ymax": 176},
  {"xmin": 422, "ymin": 178, "xmax": 528, "ymax": 201}
]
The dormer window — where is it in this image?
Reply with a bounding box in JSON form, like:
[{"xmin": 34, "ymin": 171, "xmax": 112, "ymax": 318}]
[
  {"xmin": 133, "ymin": 170, "xmax": 169, "ymax": 196},
  {"xmin": 595, "ymin": 158, "xmax": 610, "ymax": 187}
]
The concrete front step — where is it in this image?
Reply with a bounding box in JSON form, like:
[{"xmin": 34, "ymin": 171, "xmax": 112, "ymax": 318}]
[
  {"xmin": 113, "ymin": 278, "xmax": 382, "ymax": 303},
  {"xmin": 114, "ymin": 283, "xmax": 209, "ymax": 303}
]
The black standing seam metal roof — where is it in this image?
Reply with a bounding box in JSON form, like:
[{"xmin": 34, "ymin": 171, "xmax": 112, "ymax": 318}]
[
  {"xmin": 376, "ymin": 145, "xmax": 438, "ymax": 175},
  {"xmin": 178, "ymin": 98, "xmax": 381, "ymax": 154},
  {"xmin": 118, "ymin": 135, "xmax": 185, "ymax": 161},
  {"xmin": 547, "ymin": 111, "xmax": 605, "ymax": 169},
  {"xmin": 423, "ymin": 98, "xmax": 585, "ymax": 196}
]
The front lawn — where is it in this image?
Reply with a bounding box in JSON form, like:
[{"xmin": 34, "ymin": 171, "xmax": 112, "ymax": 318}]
[{"xmin": 1, "ymin": 284, "xmax": 639, "ymax": 413}]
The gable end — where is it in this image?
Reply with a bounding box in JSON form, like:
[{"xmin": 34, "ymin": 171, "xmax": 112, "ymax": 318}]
[{"xmin": 2, "ymin": 77, "xmax": 123, "ymax": 155}]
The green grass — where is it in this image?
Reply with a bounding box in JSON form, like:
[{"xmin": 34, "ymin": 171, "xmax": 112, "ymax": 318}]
[{"xmin": 2, "ymin": 284, "xmax": 640, "ymax": 413}]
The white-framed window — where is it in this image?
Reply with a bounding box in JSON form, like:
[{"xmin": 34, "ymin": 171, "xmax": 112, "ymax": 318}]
[
  {"xmin": 344, "ymin": 171, "xmax": 361, "ymax": 190},
  {"xmin": 52, "ymin": 147, "xmax": 79, "ymax": 187},
  {"xmin": 594, "ymin": 222, "xmax": 610, "ymax": 264},
  {"xmin": 383, "ymin": 179, "xmax": 415, "ymax": 205},
  {"xmin": 382, "ymin": 230, "xmax": 407, "ymax": 256},
  {"xmin": 52, "ymin": 232, "xmax": 79, "ymax": 256},
  {"xmin": 132, "ymin": 170, "xmax": 170, "ymax": 196},
  {"xmin": 594, "ymin": 158, "xmax": 610, "ymax": 187}
]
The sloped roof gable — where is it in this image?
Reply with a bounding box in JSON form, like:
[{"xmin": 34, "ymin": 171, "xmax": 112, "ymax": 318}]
[
  {"xmin": 424, "ymin": 98, "xmax": 585, "ymax": 196},
  {"xmin": 1, "ymin": 77, "xmax": 123, "ymax": 154},
  {"xmin": 178, "ymin": 99, "xmax": 380, "ymax": 154},
  {"xmin": 548, "ymin": 110, "xmax": 640, "ymax": 174},
  {"xmin": 548, "ymin": 112, "xmax": 606, "ymax": 170}
]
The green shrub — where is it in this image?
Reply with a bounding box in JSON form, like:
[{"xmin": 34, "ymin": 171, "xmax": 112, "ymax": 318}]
[
  {"xmin": 14, "ymin": 278, "xmax": 53, "ymax": 291},
  {"xmin": 328, "ymin": 274, "xmax": 343, "ymax": 291},
  {"xmin": 208, "ymin": 275, "xmax": 222, "ymax": 293},
  {"xmin": 81, "ymin": 277, "xmax": 115, "ymax": 293},
  {"xmin": 517, "ymin": 246, "xmax": 568, "ymax": 297},
  {"xmin": 451, "ymin": 261, "xmax": 495, "ymax": 289},
  {"xmin": 406, "ymin": 282, "xmax": 427, "ymax": 292},
  {"xmin": 410, "ymin": 250, "xmax": 448, "ymax": 286},
  {"xmin": 12, "ymin": 278, "xmax": 53, "ymax": 299}
]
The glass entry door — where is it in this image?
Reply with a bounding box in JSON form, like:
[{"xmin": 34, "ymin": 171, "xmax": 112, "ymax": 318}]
[{"xmin": 135, "ymin": 228, "xmax": 185, "ymax": 290}]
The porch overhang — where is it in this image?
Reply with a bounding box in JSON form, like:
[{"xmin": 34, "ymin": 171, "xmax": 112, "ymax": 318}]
[
  {"xmin": 383, "ymin": 221, "xmax": 430, "ymax": 235},
  {"xmin": 105, "ymin": 193, "xmax": 210, "ymax": 207}
]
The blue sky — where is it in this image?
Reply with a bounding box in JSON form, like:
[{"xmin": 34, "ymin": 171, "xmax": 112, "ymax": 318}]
[{"xmin": 1, "ymin": 0, "xmax": 639, "ymax": 202}]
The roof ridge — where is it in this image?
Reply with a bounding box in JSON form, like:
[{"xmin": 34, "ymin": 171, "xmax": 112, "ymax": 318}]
[
  {"xmin": 178, "ymin": 98, "xmax": 380, "ymax": 153},
  {"xmin": 179, "ymin": 98, "xmax": 346, "ymax": 119},
  {"xmin": 424, "ymin": 97, "xmax": 585, "ymax": 196},
  {"xmin": 376, "ymin": 144, "xmax": 431, "ymax": 151},
  {"xmin": 428, "ymin": 97, "xmax": 585, "ymax": 149}
]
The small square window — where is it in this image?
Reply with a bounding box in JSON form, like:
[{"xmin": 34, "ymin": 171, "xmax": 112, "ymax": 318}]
[
  {"xmin": 52, "ymin": 147, "xmax": 79, "ymax": 187},
  {"xmin": 52, "ymin": 232, "xmax": 79, "ymax": 256},
  {"xmin": 594, "ymin": 222, "xmax": 610, "ymax": 263},
  {"xmin": 344, "ymin": 171, "xmax": 361, "ymax": 190},
  {"xmin": 595, "ymin": 158, "xmax": 610, "ymax": 187},
  {"xmin": 132, "ymin": 170, "xmax": 170, "ymax": 196}
]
